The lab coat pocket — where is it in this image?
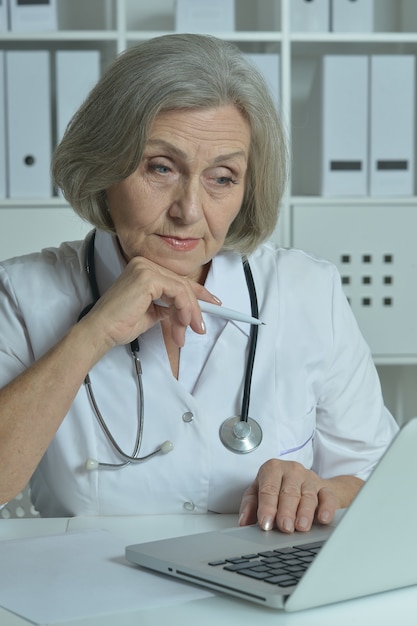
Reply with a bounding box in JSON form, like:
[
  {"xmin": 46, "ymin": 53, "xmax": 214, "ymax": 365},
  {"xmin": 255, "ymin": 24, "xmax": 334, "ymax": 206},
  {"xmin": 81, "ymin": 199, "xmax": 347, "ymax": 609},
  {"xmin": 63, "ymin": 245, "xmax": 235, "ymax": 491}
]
[{"xmin": 278, "ymin": 405, "xmax": 316, "ymax": 464}]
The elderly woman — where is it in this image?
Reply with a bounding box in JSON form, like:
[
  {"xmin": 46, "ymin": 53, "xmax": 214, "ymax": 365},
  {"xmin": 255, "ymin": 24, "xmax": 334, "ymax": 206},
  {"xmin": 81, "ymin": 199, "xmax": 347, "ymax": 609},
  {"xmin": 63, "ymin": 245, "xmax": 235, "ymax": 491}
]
[{"xmin": 0, "ymin": 34, "xmax": 397, "ymax": 529}]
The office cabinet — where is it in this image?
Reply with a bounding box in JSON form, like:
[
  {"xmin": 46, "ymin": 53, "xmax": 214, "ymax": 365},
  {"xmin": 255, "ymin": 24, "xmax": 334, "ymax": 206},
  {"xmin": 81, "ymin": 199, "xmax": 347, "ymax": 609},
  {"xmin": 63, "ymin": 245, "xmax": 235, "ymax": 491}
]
[{"xmin": 0, "ymin": 0, "xmax": 417, "ymax": 422}]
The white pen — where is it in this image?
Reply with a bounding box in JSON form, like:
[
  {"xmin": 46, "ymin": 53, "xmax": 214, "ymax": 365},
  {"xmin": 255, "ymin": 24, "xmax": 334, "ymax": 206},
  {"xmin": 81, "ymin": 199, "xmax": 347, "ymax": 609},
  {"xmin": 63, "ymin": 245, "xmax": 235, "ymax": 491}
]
[{"xmin": 154, "ymin": 299, "xmax": 264, "ymax": 325}]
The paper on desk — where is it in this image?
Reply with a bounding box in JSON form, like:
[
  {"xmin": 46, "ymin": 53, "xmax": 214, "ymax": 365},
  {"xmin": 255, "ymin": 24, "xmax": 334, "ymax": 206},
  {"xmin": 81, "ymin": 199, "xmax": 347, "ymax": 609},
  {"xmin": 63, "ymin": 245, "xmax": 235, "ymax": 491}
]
[{"xmin": 0, "ymin": 529, "xmax": 212, "ymax": 624}]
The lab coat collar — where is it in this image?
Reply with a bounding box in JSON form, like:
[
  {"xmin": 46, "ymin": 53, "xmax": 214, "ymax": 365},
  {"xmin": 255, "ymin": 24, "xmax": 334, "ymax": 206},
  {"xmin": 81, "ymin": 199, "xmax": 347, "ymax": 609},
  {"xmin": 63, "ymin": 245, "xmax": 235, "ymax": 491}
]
[
  {"xmin": 202, "ymin": 251, "xmax": 252, "ymax": 337},
  {"xmin": 93, "ymin": 230, "xmax": 252, "ymax": 337}
]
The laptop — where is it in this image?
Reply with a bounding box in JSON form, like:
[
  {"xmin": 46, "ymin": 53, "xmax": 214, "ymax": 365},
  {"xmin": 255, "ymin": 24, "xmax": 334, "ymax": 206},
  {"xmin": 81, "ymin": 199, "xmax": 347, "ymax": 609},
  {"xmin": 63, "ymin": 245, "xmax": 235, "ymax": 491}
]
[{"xmin": 126, "ymin": 418, "xmax": 417, "ymax": 611}]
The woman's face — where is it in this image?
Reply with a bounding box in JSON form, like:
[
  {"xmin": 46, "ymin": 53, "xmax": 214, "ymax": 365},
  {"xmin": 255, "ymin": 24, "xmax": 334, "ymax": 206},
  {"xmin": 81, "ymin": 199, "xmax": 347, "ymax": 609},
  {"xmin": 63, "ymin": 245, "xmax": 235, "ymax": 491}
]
[{"xmin": 106, "ymin": 105, "xmax": 251, "ymax": 284}]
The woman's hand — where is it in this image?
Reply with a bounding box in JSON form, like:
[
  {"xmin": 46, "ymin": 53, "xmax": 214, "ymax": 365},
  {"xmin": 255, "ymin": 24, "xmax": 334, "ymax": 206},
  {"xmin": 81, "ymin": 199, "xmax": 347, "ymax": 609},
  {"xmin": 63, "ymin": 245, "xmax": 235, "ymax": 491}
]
[
  {"xmin": 78, "ymin": 256, "xmax": 220, "ymax": 356},
  {"xmin": 0, "ymin": 254, "xmax": 221, "ymax": 503},
  {"xmin": 238, "ymin": 459, "xmax": 364, "ymax": 533}
]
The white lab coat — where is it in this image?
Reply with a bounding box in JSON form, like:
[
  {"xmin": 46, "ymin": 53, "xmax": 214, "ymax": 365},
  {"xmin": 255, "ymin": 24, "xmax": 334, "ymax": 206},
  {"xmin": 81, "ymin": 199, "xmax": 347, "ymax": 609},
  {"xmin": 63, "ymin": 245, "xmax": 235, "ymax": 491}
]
[{"xmin": 0, "ymin": 230, "xmax": 398, "ymax": 517}]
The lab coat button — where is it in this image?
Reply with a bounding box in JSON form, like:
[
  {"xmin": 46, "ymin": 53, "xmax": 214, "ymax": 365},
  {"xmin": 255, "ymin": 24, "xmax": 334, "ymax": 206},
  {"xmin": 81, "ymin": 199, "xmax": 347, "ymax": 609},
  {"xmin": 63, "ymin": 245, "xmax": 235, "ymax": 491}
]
[
  {"xmin": 182, "ymin": 411, "xmax": 194, "ymax": 423},
  {"xmin": 183, "ymin": 501, "xmax": 195, "ymax": 511}
]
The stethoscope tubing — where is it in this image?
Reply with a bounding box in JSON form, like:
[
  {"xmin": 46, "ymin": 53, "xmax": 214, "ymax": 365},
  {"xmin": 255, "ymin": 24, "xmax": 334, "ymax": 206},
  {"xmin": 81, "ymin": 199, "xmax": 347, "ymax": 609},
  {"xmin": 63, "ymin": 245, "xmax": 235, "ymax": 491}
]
[
  {"xmin": 79, "ymin": 230, "xmax": 262, "ymax": 467},
  {"xmin": 240, "ymin": 257, "xmax": 259, "ymax": 424}
]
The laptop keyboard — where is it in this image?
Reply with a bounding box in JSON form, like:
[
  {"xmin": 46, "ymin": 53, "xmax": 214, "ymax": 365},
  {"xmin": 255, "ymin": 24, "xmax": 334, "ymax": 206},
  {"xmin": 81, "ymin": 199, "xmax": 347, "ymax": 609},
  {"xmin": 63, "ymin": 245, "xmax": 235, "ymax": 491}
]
[{"xmin": 208, "ymin": 540, "xmax": 325, "ymax": 588}]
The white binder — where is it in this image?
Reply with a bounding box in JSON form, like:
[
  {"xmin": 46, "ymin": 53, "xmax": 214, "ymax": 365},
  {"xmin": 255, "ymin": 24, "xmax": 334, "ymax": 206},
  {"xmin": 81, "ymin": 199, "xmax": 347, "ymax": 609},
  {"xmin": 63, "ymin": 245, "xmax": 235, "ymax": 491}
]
[
  {"xmin": 0, "ymin": 52, "xmax": 6, "ymax": 198},
  {"xmin": 175, "ymin": 0, "xmax": 235, "ymax": 33},
  {"xmin": 9, "ymin": 0, "xmax": 57, "ymax": 32},
  {"xmin": 306, "ymin": 55, "xmax": 369, "ymax": 196},
  {"xmin": 56, "ymin": 51, "xmax": 100, "ymax": 143},
  {"xmin": 331, "ymin": 0, "xmax": 374, "ymax": 33},
  {"xmin": 0, "ymin": 0, "xmax": 9, "ymax": 31},
  {"xmin": 291, "ymin": 0, "xmax": 330, "ymax": 32},
  {"xmin": 243, "ymin": 53, "xmax": 280, "ymax": 108},
  {"xmin": 6, "ymin": 51, "xmax": 52, "ymax": 198},
  {"xmin": 369, "ymin": 55, "xmax": 415, "ymax": 197}
]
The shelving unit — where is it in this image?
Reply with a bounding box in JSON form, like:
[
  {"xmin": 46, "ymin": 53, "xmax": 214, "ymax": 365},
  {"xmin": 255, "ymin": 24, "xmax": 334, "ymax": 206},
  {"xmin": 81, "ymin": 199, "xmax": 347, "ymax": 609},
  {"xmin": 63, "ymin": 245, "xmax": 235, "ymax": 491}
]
[{"xmin": 1, "ymin": 0, "xmax": 417, "ymax": 423}]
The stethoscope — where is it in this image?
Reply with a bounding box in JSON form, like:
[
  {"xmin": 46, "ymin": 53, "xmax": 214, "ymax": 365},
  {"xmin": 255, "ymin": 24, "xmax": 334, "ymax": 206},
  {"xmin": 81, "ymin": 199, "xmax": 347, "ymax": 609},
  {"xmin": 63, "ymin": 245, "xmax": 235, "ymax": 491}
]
[{"xmin": 79, "ymin": 230, "xmax": 262, "ymax": 471}]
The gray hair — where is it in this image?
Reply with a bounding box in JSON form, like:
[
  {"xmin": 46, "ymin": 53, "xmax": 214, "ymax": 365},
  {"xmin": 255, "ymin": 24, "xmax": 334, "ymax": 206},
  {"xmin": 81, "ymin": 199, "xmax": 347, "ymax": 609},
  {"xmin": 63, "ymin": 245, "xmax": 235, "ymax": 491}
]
[{"xmin": 52, "ymin": 34, "xmax": 288, "ymax": 255}]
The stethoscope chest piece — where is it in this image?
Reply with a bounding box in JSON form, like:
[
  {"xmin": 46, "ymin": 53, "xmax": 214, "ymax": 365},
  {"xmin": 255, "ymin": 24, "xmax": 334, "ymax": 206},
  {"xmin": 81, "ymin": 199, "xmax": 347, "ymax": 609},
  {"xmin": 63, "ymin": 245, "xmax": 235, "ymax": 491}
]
[{"xmin": 219, "ymin": 416, "xmax": 262, "ymax": 454}]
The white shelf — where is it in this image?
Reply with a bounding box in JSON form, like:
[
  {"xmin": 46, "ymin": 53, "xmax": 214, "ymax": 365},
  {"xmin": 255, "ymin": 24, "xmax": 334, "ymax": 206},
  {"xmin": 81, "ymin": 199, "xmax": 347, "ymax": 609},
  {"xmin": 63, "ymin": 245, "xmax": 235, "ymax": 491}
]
[
  {"xmin": 2, "ymin": 0, "xmax": 416, "ymax": 230},
  {"xmin": 1, "ymin": 0, "xmax": 417, "ymax": 407},
  {"xmin": 0, "ymin": 198, "xmax": 68, "ymax": 208},
  {"xmin": 125, "ymin": 30, "xmax": 283, "ymax": 42},
  {"xmin": 1, "ymin": 0, "xmax": 415, "ymax": 247},
  {"xmin": 0, "ymin": 30, "xmax": 119, "ymax": 41},
  {"xmin": 290, "ymin": 32, "xmax": 417, "ymax": 43},
  {"xmin": 375, "ymin": 356, "xmax": 417, "ymax": 366},
  {"xmin": 291, "ymin": 196, "xmax": 417, "ymax": 206}
]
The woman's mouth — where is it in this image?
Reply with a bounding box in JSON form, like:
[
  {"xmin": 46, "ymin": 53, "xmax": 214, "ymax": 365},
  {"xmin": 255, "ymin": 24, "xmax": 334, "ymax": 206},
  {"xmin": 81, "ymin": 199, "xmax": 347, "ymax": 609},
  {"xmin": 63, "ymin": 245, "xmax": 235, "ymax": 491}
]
[{"xmin": 159, "ymin": 235, "xmax": 200, "ymax": 252}]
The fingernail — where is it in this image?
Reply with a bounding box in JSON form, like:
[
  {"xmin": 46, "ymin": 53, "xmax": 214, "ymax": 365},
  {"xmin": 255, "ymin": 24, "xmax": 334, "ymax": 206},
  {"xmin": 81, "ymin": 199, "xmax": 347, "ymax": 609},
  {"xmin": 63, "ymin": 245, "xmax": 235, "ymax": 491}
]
[
  {"xmin": 262, "ymin": 516, "xmax": 273, "ymax": 531},
  {"xmin": 319, "ymin": 510, "xmax": 330, "ymax": 523},
  {"xmin": 282, "ymin": 518, "xmax": 294, "ymax": 532},
  {"xmin": 238, "ymin": 513, "xmax": 245, "ymax": 526},
  {"xmin": 297, "ymin": 516, "xmax": 309, "ymax": 530},
  {"xmin": 200, "ymin": 320, "xmax": 206, "ymax": 333},
  {"xmin": 211, "ymin": 294, "xmax": 222, "ymax": 304}
]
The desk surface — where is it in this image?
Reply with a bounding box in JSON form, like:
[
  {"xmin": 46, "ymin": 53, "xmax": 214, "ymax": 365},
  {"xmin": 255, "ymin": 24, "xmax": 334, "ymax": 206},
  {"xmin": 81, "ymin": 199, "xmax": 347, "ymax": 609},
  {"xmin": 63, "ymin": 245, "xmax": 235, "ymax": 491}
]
[{"xmin": 1, "ymin": 514, "xmax": 416, "ymax": 626}]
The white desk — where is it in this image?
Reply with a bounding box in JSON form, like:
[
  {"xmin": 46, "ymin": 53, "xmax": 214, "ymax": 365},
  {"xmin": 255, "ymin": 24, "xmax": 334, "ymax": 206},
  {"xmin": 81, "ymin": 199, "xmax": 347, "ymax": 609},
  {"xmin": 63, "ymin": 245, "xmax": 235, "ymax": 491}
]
[{"xmin": 1, "ymin": 514, "xmax": 416, "ymax": 626}]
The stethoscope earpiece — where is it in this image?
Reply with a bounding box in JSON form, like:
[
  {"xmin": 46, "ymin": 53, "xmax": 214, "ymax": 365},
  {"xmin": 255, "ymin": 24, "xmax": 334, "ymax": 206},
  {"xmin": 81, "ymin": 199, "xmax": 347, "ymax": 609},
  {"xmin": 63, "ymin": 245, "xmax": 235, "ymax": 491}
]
[
  {"xmin": 219, "ymin": 416, "xmax": 262, "ymax": 454},
  {"xmin": 85, "ymin": 440, "xmax": 174, "ymax": 471},
  {"xmin": 85, "ymin": 458, "xmax": 99, "ymax": 471}
]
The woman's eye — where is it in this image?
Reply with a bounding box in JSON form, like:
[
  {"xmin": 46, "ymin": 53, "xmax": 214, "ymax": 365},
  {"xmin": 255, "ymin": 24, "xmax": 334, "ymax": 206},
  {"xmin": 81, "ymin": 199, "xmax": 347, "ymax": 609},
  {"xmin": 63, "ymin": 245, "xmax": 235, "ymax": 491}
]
[
  {"xmin": 215, "ymin": 176, "xmax": 237, "ymax": 186},
  {"xmin": 152, "ymin": 164, "xmax": 170, "ymax": 174}
]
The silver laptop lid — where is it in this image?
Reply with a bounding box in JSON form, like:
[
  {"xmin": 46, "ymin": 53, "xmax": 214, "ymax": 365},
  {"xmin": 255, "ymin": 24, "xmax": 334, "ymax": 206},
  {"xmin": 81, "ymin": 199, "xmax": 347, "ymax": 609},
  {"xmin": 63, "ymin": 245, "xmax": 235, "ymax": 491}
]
[{"xmin": 126, "ymin": 418, "xmax": 417, "ymax": 611}]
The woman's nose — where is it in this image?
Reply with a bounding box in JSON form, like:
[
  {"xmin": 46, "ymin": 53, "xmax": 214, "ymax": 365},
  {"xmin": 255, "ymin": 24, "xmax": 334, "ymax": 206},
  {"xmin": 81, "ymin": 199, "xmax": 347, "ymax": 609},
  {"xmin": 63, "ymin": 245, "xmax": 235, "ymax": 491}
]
[{"xmin": 169, "ymin": 177, "xmax": 203, "ymax": 223}]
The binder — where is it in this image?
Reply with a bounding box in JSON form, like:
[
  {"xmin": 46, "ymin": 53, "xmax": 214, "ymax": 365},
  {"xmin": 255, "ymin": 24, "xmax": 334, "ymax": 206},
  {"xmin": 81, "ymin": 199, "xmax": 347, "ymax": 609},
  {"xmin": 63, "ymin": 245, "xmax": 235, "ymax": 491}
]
[
  {"xmin": 56, "ymin": 51, "xmax": 100, "ymax": 143},
  {"xmin": 0, "ymin": 0, "xmax": 9, "ymax": 31},
  {"xmin": 305, "ymin": 55, "xmax": 369, "ymax": 196},
  {"xmin": 331, "ymin": 0, "xmax": 374, "ymax": 33},
  {"xmin": 291, "ymin": 0, "xmax": 330, "ymax": 32},
  {"xmin": 369, "ymin": 55, "xmax": 415, "ymax": 197},
  {"xmin": 9, "ymin": 0, "xmax": 57, "ymax": 32},
  {"xmin": 6, "ymin": 51, "xmax": 52, "ymax": 198},
  {"xmin": 243, "ymin": 53, "xmax": 280, "ymax": 108},
  {"xmin": 0, "ymin": 52, "xmax": 6, "ymax": 198},
  {"xmin": 175, "ymin": 0, "xmax": 235, "ymax": 33}
]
